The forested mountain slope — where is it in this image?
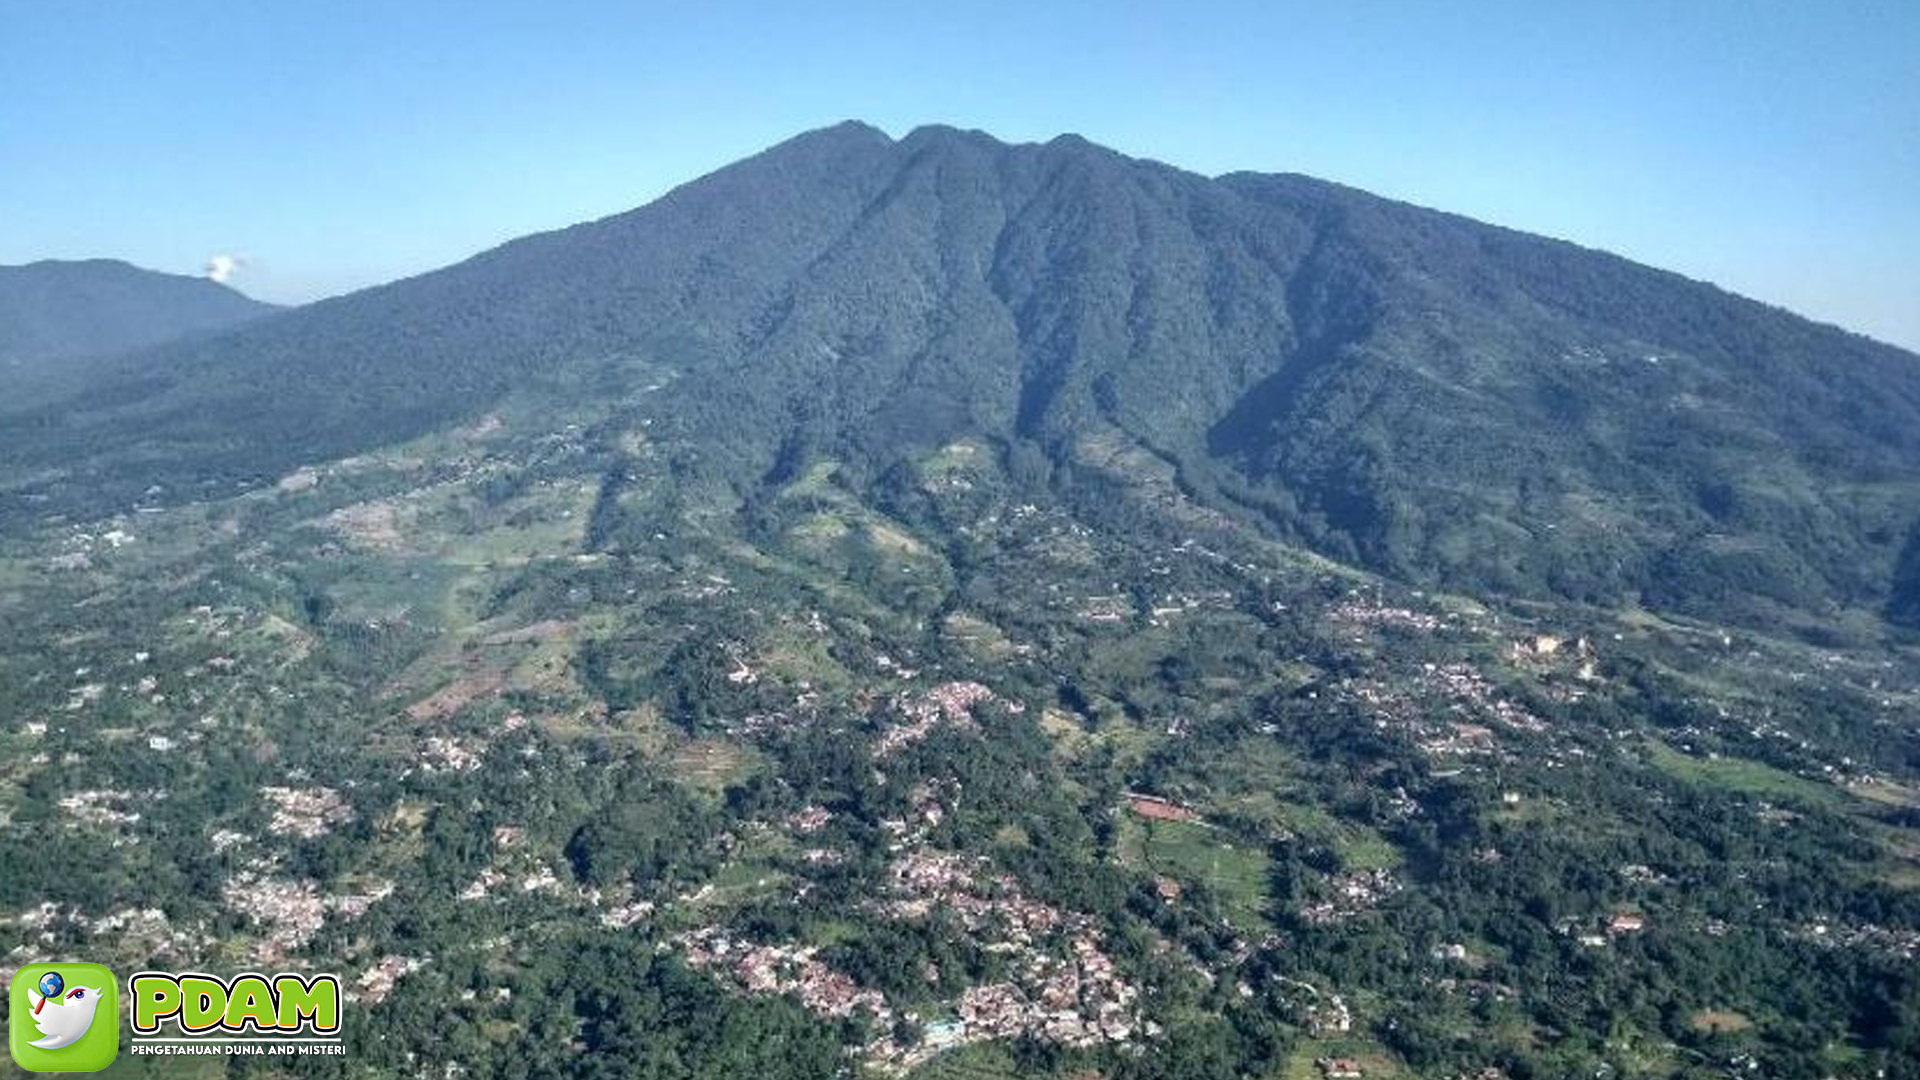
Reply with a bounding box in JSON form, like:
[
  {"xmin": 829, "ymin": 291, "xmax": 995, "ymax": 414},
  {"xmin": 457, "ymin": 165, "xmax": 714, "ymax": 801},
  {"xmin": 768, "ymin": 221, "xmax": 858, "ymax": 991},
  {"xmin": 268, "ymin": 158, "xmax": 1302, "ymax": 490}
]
[{"xmin": 8, "ymin": 123, "xmax": 1918, "ymax": 632}]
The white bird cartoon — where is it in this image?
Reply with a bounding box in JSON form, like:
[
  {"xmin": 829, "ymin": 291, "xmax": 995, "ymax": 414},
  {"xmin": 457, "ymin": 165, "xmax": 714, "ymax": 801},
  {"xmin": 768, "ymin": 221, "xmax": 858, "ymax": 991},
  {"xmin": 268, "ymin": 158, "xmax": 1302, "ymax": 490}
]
[{"xmin": 25, "ymin": 983, "xmax": 106, "ymax": 1050}]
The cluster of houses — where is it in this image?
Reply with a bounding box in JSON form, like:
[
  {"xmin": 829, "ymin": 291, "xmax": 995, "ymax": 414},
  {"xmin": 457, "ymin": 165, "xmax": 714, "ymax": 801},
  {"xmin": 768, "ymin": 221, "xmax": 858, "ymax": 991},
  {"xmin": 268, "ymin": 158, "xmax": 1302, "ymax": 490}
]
[
  {"xmin": 1431, "ymin": 975, "xmax": 1518, "ymax": 1004},
  {"xmin": 259, "ymin": 784, "xmax": 355, "ymax": 839},
  {"xmin": 57, "ymin": 788, "xmax": 145, "ymax": 830},
  {"xmin": 459, "ymin": 868, "xmax": 509, "ymax": 901},
  {"xmin": 1, "ymin": 901, "xmax": 195, "ymax": 959},
  {"xmin": 221, "ymin": 874, "xmax": 329, "ymax": 960},
  {"xmin": 882, "ymin": 853, "xmax": 1079, "ymax": 948},
  {"xmin": 954, "ymin": 934, "xmax": 1142, "ymax": 1048},
  {"xmin": 1079, "ymin": 594, "xmax": 1132, "ymax": 623},
  {"xmin": 1304, "ymin": 991, "xmax": 1353, "ymax": 1035},
  {"xmin": 874, "ymin": 680, "xmax": 1009, "ymax": 756},
  {"xmin": 879, "ymin": 848, "xmax": 1144, "ymax": 1052},
  {"xmin": 600, "ymin": 899, "xmax": 653, "ymax": 929},
  {"xmin": 412, "ymin": 734, "xmax": 486, "ymax": 773},
  {"xmin": 352, "ymin": 954, "xmax": 428, "ymax": 1004},
  {"xmin": 1564, "ymin": 911, "xmax": 1648, "ymax": 948},
  {"xmin": 667, "ymin": 773, "xmax": 1149, "ymax": 1071},
  {"xmin": 677, "ymin": 926, "xmax": 892, "ymax": 1024},
  {"xmin": 788, "ymin": 804, "xmax": 834, "ymax": 832},
  {"xmin": 1420, "ymin": 663, "xmax": 1549, "ymax": 734},
  {"xmin": 1300, "ymin": 869, "xmax": 1403, "ymax": 925},
  {"xmin": 217, "ymin": 839, "xmax": 394, "ymax": 963},
  {"xmin": 1343, "ymin": 679, "xmax": 1503, "ymax": 762},
  {"xmin": 1341, "ymin": 656, "xmax": 1555, "ymax": 763},
  {"xmin": 46, "ymin": 521, "xmax": 137, "ymax": 572},
  {"xmin": 1326, "ymin": 595, "xmax": 1448, "ymax": 635},
  {"xmin": 1798, "ymin": 919, "xmax": 1920, "ymax": 960}
]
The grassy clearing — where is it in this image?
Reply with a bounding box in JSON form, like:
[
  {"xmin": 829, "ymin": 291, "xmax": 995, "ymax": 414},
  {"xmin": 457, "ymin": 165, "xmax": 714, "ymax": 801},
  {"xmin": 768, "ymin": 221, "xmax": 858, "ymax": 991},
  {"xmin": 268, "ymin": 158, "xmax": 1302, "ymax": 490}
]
[
  {"xmin": 703, "ymin": 856, "xmax": 790, "ymax": 905},
  {"xmin": 663, "ymin": 737, "xmax": 763, "ymax": 795},
  {"xmin": 1847, "ymin": 778, "xmax": 1920, "ymax": 809},
  {"xmin": 1485, "ymin": 794, "xmax": 1577, "ymax": 829},
  {"xmin": 1643, "ymin": 741, "xmax": 1845, "ymax": 810},
  {"xmin": 942, "ymin": 612, "xmax": 1017, "ymax": 661},
  {"xmin": 753, "ymin": 635, "xmax": 855, "ymax": 695},
  {"xmin": 1335, "ymin": 828, "xmax": 1403, "ymax": 871},
  {"xmin": 1277, "ymin": 1038, "xmax": 1409, "ymax": 1080},
  {"xmin": 506, "ymin": 632, "xmax": 582, "ymax": 696},
  {"xmin": 918, "ymin": 440, "xmax": 986, "ymax": 480},
  {"xmin": 437, "ymin": 480, "xmax": 596, "ymax": 567},
  {"xmin": 319, "ymin": 554, "xmax": 468, "ymax": 629},
  {"xmin": 864, "ymin": 520, "xmax": 930, "ymax": 557},
  {"xmin": 1210, "ymin": 762, "xmax": 1399, "ymax": 872},
  {"xmin": 1037, "ymin": 707, "xmax": 1092, "ymax": 760},
  {"xmin": 1874, "ymin": 829, "xmax": 1920, "ymax": 889},
  {"xmin": 1688, "ymin": 1009, "xmax": 1753, "ymax": 1034},
  {"xmin": 789, "ymin": 512, "xmax": 852, "ymax": 547},
  {"xmin": 0, "ymin": 556, "xmax": 42, "ymax": 590},
  {"xmin": 1648, "ymin": 741, "xmax": 1920, "ymax": 890},
  {"xmin": 907, "ymin": 1041, "xmax": 1025, "ymax": 1080},
  {"xmin": 778, "ymin": 459, "xmax": 845, "ymax": 501},
  {"xmin": 1117, "ymin": 815, "xmax": 1269, "ymax": 931}
]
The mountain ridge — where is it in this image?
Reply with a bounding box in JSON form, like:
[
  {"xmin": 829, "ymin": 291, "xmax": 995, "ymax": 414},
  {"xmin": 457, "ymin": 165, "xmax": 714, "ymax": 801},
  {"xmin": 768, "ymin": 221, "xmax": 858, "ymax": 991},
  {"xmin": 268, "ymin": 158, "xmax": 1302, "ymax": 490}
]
[{"xmin": 0, "ymin": 257, "xmax": 278, "ymax": 388}]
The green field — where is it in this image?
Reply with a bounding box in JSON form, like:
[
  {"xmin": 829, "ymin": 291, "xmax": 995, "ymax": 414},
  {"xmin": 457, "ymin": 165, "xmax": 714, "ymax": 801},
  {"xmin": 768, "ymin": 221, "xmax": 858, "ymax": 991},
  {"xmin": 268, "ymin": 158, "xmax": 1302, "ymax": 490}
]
[
  {"xmin": 1277, "ymin": 1038, "xmax": 1411, "ymax": 1080},
  {"xmin": 1118, "ymin": 814, "xmax": 1271, "ymax": 931},
  {"xmin": 1644, "ymin": 740, "xmax": 1846, "ymax": 809},
  {"xmin": 907, "ymin": 1042, "xmax": 1027, "ymax": 1080}
]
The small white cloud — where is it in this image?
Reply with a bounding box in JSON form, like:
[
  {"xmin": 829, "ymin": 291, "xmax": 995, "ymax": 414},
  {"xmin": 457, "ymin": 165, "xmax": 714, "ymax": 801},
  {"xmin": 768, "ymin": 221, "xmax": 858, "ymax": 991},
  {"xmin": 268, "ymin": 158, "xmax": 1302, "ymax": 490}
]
[{"xmin": 204, "ymin": 253, "xmax": 248, "ymax": 284}]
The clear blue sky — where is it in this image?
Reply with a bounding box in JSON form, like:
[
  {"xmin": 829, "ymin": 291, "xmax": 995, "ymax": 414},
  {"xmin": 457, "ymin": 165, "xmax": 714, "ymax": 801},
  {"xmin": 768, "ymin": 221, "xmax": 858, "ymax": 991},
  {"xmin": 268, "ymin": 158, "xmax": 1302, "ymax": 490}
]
[{"xmin": 4, "ymin": 0, "xmax": 1916, "ymax": 349}]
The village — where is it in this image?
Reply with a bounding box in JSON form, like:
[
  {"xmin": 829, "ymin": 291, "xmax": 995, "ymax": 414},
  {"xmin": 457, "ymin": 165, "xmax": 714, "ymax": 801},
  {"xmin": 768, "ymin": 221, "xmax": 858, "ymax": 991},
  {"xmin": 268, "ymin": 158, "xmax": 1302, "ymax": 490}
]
[
  {"xmin": 669, "ymin": 681, "xmax": 1153, "ymax": 1073},
  {"xmin": 2, "ymin": 423, "xmax": 1916, "ymax": 1080}
]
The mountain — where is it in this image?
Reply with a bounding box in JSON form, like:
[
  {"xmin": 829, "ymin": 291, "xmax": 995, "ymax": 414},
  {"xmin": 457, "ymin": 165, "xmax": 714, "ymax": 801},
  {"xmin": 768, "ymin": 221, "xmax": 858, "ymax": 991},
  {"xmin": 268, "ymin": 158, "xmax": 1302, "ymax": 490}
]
[
  {"xmin": 4, "ymin": 125, "xmax": 1920, "ymax": 1078},
  {"xmin": 7, "ymin": 123, "xmax": 1919, "ymax": 635},
  {"xmin": 0, "ymin": 258, "xmax": 278, "ymax": 385}
]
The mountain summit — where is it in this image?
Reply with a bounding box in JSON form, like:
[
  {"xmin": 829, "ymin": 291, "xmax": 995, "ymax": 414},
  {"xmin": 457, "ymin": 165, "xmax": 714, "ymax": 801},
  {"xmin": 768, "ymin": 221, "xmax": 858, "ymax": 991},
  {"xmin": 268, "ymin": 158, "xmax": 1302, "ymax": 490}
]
[{"xmin": 8, "ymin": 124, "xmax": 1919, "ymax": 631}]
